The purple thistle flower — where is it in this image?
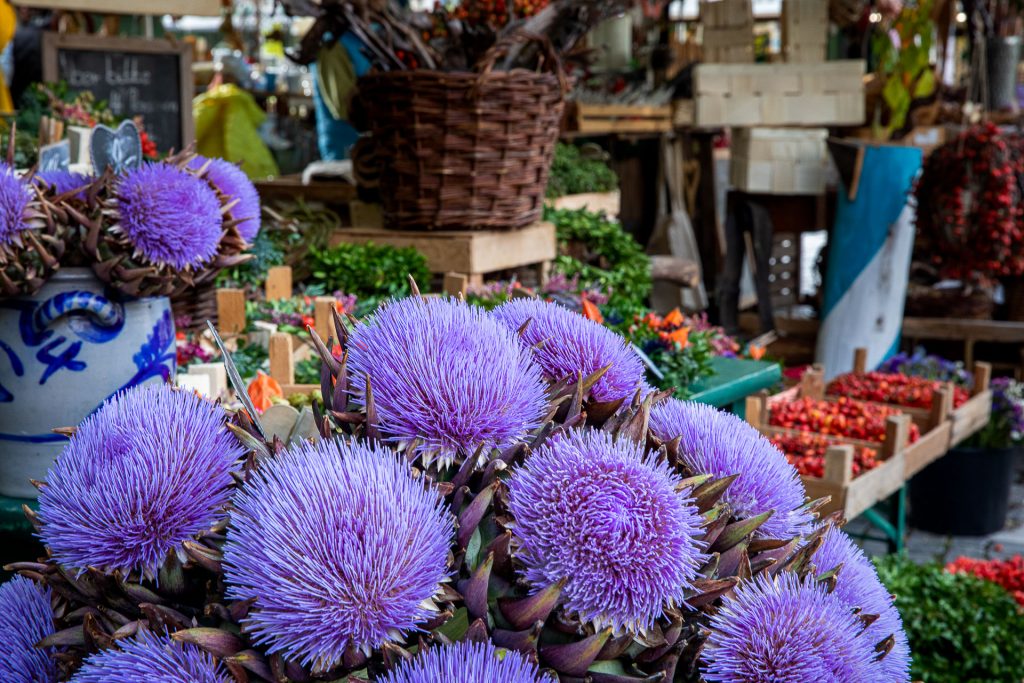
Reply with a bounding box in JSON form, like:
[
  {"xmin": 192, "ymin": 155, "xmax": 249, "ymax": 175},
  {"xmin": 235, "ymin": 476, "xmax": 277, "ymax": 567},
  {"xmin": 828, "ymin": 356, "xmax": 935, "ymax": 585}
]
[
  {"xmin": 37, "ymin": 170, "xmax": 93, "ymax": 201},
  {"xmin": 348, "ymin": 297, "xmax": 548, "ymax": 465},
  {"xmin": 0, "ymin": 576, "xmax": 57, "ymax": 683},
  {"xmin": 0, "ymin": 164, "xmax": 31, "ymax": 246},
  {"xmin": 702, "ymin": 572, "xmax": 877, "ymax": 683},
  {"xmin": 38, "ymin": 384, "xmax": 244, "ymax": 578},
  {"xmin": 69, "ymin": 630, "xmax": 231, "ymax": 683},
  {"xmin": 492, "ymin": 299, "xmax": 645, "ymax": 404},
  {"xmin": 188, "ymin": 155, "xmax": 260, "ymax": 242},
  {"xmin": 116, "ymin": 163, "xmax": 222, "ymax": 269},
  {"xmin": 649, "ymin": 400, "xmax": 813, "ymax": 539},
  {"xmin": 378, "ymin": 640, "xmax": 546, "ymax": 683},
  {"xmin": 507, "ymin": 428, "xmax": 707, "ymax": 634},
  {"xmin": 223, "ymin": 438, "xmax": 454, "ymax": 670},
  {"xmin": 813, "ymin": 528, "xmax": 911, "ymax": 682}
]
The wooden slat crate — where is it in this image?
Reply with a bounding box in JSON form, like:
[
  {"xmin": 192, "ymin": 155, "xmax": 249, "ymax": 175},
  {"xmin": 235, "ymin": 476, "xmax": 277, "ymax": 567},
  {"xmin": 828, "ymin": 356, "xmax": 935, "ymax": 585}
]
[
  {"xmin": 782, "ymin": 0, "xmax": 827, "ymax": 63},
  {"xmin": 563, "ymin": 103, "xmax": 674, "ymax": 135},
  {"xmin": 730, "ymin": 127, "xmax": 828, "ymax": 194}
]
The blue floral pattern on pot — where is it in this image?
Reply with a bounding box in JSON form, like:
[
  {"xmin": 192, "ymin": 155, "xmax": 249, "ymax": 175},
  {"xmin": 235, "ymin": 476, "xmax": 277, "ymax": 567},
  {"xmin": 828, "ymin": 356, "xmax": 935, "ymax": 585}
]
[{"xmin": 0, "ymin": 268, "xmax": 176, "ymax": 498}]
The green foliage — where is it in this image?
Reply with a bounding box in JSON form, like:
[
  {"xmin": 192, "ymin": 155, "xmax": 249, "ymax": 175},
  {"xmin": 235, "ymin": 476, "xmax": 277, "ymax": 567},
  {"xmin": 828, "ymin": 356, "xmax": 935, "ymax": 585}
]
[
  {"xmin": 546, "ymin": 143, "xmax": 618, "ymax": 199},
  {"xmin": 220, "ymin": 230, "xmax": 288, "ymax": 290},
  {"xmin": 874, "ymin": 555, "xmax": 1024, "ymax": 682},
  {"xmin": 647, "ymin": 332, "xmax": 714, "ymax": 397},
  {"xmin": 873, "ymin": 0, "xmax": 936, "ymax": 137},
  {"xmin": 546, "ymin": 206, "xmax": 651, "ymax": 312},
  {"xmin": 306, "ymin": 241, "xmax": 431, "ymax": 300}
]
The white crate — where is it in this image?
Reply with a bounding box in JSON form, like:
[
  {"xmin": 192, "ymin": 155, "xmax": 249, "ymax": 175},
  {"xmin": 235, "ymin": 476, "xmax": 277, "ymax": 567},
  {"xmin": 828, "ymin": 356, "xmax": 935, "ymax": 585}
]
[{"xmin": 730, "ymin": 128, "xmax": 827, "ymax": 195}]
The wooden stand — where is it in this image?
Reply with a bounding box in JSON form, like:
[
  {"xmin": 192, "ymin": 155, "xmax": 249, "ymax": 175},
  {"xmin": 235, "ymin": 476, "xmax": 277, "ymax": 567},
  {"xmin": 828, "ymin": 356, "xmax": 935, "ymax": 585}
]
[
  {"xmin": 562, "ymin": 104, "xmax": 673, "ymax": 135},
  {"xmin": 330, "ymin": 222, "xmax": 556, "ymax": 294}
]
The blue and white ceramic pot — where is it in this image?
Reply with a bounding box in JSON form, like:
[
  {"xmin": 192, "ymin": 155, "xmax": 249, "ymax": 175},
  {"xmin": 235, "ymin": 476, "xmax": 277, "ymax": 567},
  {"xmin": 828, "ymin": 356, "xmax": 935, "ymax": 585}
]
[{"xmin": 0, "ymin": 268, "xmax": 176, "ymax": 498}]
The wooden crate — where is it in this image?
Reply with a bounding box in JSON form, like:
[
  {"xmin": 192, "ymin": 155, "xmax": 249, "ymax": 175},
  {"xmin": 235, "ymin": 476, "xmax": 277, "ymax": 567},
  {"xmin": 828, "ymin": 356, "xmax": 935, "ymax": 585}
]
[
  {"xmin": 693, "ymin": 61, "xmax": 866, "ymax": 127},
  {"xmin": 563, "ymin": 103, "xmax": 673, "ymax": 135},
  {"xmin": 730, "ymin": 127, "xmax": 828, "ymax": 194},
  {"xmin": 782, "ymin": 0, "xmax": 827, "ymax": 63},
  {"xmin": 330, "ymin": 222, "xmax": 556, "ymax": 291},
  {"xmin": 548, "ymin": 191, "xmax": 620, "ymax": 217}
]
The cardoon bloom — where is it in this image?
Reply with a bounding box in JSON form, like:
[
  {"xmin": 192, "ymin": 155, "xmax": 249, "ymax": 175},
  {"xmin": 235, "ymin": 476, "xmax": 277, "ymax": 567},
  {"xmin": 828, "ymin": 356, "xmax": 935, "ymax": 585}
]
[
  {"xmin": 649, "ymin": 399, "xmax": 813, "ymax": 539},
  {"xmin": 492, "ymin": 298, "xmax": 645, "ymax": 404},
  {"xmin": 347, "ymin": 297, "xmax": 548, "ymax": 464},
  {"xmin": 116, "ymin": 163, "xmax": 222, "ymax": 269},
  {"xmin": 0, "ymin": 576, "xmax": 57, "ymax": 683},
  {"xmin": 813, "ymin": 527, "xmax": 911, "ymax": 682},
  {"xmin": 38, "ymin": 384, "xmax": 244, "ymax": 578},
  {"xmin": 223, "ymin": 438, "xmax": 454, "ymax": 670},
  {"xmin": 0, "ymin": 163, "xmax": 31, "ymax": 245},
  {"xmin": 378, "ymin": 640, "xmax": 545, "ymax": 683},
  {"xmin": 37, "ymin": 170, "xmax": 92, "ymax": 201},
  {"xmin": 702, "ymin": 572, "xmax": 876, "ymax": 682},
  {"xmin": 188, "ymin": 155, "xmax": 260, "ymax": 242},
  {"xmin": 70, "ymin": 630, "xmax": 231, "ymax": 683},
  {"xmin": 507, "ymin": 428, "xmax": 706, "ymax": 633}
]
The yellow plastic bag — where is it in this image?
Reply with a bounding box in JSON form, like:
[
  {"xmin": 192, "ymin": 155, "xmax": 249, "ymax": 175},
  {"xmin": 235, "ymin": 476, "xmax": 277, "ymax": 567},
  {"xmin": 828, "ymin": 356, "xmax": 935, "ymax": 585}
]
[{"xmin": 193, "ymin": 84, "xmax": 279, "ymax": 179}]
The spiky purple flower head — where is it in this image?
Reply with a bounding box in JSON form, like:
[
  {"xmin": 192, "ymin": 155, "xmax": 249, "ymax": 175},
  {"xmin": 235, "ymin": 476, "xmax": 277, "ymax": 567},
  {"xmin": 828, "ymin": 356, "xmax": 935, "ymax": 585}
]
[
  {"xmin": 188, "ymin": 155, "xmax": 260, "ymax": 242},
  {"xmin": 649, "ymin": 399, "xmax": 813, "ymax": 539},
  {"xmin": 813, "ymin": 527, "xmax": 911, "ymax": 682},
  {"xmin": 507, "ymin": 428, "xmax": 706, "ymax": 634},
  {"xmin": 116, "ymin": 163, "xmax": 222, "ymax": 269},
  {"xmin": 223, "ymin": 438, "xmax": 454, "ymax": 670},
  {"xmin": 0, "ymin": 576, "xmax": 57, "ymax": 683},
  {"xmin": 38, "ymin": 384, "xmax": 244, "ymax": 578},
  {"xmin": 70, "ymin": 630, "xmax": 231, "ymax": 683},
  {"xmin": 0, "ymin": 163, "xmax": 31, "ymax": 246},
  {"xmin": 37, "ymin": 170, "xmax": 92, "ymax": 201},
  {"xmin": 378, "ymin": 640, "xmax": 547, "ymax": 683},
  {"xmin": 492, "ymin": 298, "xmax": 645, "ymax": 404},
  {"xmin": 348, "ymin": 297, "xmax": 548, "ymax": 465},
  {"xmin": 702, "ymin": 572, "xmax": 877, "ymax": 683}
]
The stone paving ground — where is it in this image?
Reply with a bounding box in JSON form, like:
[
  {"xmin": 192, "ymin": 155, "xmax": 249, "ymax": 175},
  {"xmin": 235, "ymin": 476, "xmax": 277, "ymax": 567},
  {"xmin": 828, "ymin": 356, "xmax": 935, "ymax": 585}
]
[{"xmin": 850, "ymin": 453, "xmax": 1024, "ymax": 563}]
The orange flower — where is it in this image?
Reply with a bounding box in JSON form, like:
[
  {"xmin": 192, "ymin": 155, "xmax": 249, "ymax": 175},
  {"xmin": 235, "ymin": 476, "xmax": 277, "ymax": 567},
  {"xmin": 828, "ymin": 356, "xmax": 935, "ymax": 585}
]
[
  {"xmin": 301, "ymin": 315, "xmax": 315, "ymax": 330},
  {"xmin": 663, "ymin": 308, "xmax": 685, "ymax": 327},
  {"xmin": 749, "ymin": 344, "xmax": 766, "ymax": 360},
  {"xmin": 667, "ymin": 327, "xmax": 690, "ymax": 348},
  {"xmin": 581, "ymin": 298, "xmax": 604, "ymax": 324},
  {"xmin": 248, "ymin": 371, "xmax": 283, "ymax": 413}
]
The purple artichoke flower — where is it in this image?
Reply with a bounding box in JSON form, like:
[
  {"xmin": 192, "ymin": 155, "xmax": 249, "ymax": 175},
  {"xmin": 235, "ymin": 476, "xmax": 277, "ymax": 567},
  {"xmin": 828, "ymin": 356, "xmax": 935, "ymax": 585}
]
[
  {"xmin": 0, "ymin": 576, "xmax": 57, "ymax": 683},
  {"xmin": 37, "ymin": 170, "xmax": 92, "ymax": 201},
  {"xmin": 492, "ymin": 298, "xmax": 645, "ymax": 404},
  {"xmin": 378, "ymin": 640, "xmax": 546, "ymax": 683},
  {"xmin": 69, "ymin": 630, "xmax": 231, "ymax": 683},
  {"xmin": 0, "ymin": 163, "xmax": 31, "ymax": 246},
  {"xmin": 116, "ymin": 163, "xmax": 222, "ymax": 269},
  {"xmin": 507, "ymin": 428, "xmax": 706, "ymax": 634},
  {"xmin": 223, "ymin": 438, "xmax": 454, "ymax": 670},
  {"xmin": 188, "ymin": 155, "xmax": 260, "ymax": 242},
  {"xmin": 813, "ymin": 527, "xmax": 911, "ymax": 682},
  {"xmin": 649, "ymin": 400, "xmax": 813, "ymax": 539},
  {"xmin": 347, "ymin": 297, "xmax": 548, "ymax": 465},
  {"xmin": 38, "ymin": 384, "xmax": 244, "ymax": 578},
  {"xmin": 702, "ymin": 572, "xmax": 877, "ymax": 683}
]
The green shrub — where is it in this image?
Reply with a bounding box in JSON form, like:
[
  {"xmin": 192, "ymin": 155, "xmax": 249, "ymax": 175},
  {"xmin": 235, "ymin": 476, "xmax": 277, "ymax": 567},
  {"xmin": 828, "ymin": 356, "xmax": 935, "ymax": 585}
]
[
  {"xmin": 546, "ymin": 143, "xmax": 618, "ymax": 198},
  {"xmin": 874, "ymin": 555, "xmax": 1024, "ymax": 682},
  {"xmin": 305, "ymin": 241, "xmax": 431, "ymax": 299},
  {"xmin": 545, "ymin": 207, "xmax": 651, "ymax": 314}
]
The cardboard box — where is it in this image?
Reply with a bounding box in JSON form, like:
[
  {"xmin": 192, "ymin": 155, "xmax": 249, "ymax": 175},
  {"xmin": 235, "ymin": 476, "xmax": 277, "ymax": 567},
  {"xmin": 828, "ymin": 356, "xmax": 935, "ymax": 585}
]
[{"xmin": 730, "ymin": 128, "xmax": 827, "ymax": 194}]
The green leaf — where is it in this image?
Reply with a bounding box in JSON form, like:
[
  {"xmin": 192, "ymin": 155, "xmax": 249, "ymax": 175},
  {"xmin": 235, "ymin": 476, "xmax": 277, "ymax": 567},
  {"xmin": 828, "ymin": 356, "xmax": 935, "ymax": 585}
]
[
  {"xmin": 914, "ymin": 68, "xmax": 936, "ymax": 99},
  {"xmin": 433, "ymin": 607, "xmax": 470, "ymax": 641},
  {"xmin": 466, "ymin": 527, "xmax": 482, "ymax": 572}
]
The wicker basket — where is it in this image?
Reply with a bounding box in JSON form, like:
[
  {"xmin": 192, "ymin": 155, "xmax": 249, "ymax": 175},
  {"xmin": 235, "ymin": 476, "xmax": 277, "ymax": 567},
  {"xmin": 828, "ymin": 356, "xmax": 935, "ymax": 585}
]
[
  {"xmin": 356, "ymin": 51, "xmax": 564, "ymax": 231},
  {"xmin": 172, "ymin": 282, "xmax": 219, "ymax": 333}
]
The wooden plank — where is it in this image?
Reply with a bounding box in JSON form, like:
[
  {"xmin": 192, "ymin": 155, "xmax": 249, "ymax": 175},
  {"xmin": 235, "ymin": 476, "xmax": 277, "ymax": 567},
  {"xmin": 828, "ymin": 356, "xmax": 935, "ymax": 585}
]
[
  {"xmin": 215, "ymin": 288, "xmax": 246, "ymax": 336},
  {"xmin": 902, "ymin": 317, "xmax": 1024, "ymax": 343},
  {"xmin": 549, "ymin": 191, "xmax": 621, "ymax": 216},
  {"xmin": 253, "ymin": 176, "xmax": 357, "ymax": 205},
  {"xmin": 443, "ymin": 272, "xmax": 469, "ymax": 297},
  {"xmin": 843, "ymin": 451, "xmax": 905, "ymax": 519},
  {"xmin": 468, "ymin": 223, "xmax": 557, "ymax": 274},
  {"xmin": 265, "ymin": 266, "xmax": 293, "ymax": 301},
  {"xmin": 902, "ymin": 421, "xmax": 952, "ymax": 478},
  {"xmin": 20, "ymin": 0, "xmax": 219, "ymax": 14},
  {"xmin": 281, "ymin": 384, "xmax": 320, "ymax": 398},
  {"xmin": 269, "ymin": 333, "xmax": 295, "ymax": 387},
  {"xmin": 949, "ymin": 390, "xmax": 992, "ymax": 447},
  {"xmin": 314, "ymin": 297, "xmax": 336, "ymax": 345},
  {"xmin": 853, "ymin": 347, "xmax": 868, "ymax": 374},
  {"xmin": 823, "ymin": 445, "xmax": 854, "ymax": 487}
]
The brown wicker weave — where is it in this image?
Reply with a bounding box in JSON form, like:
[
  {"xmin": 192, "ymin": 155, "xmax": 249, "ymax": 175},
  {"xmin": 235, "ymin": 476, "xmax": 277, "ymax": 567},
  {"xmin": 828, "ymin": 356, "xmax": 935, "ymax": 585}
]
[
  {"xmin": 172, "ymin": 282, "xmax": 219, "ymax": 333},
  {"xmin": 356, "ymin": 53, "xmax": 564, "ymax": 231}
]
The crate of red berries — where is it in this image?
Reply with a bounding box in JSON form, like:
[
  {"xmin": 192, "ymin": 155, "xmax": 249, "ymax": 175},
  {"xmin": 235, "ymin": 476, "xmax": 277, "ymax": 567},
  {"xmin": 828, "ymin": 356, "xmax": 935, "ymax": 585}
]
[{"xmin": 746, "ymin": 389, "xmax": 908, "ymax": 520}]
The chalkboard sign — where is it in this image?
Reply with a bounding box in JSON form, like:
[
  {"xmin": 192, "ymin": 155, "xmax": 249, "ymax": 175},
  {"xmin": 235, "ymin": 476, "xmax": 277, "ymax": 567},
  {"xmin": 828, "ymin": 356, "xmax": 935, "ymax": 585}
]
[{"xmin": 42, "ymin": 33, "xmax": 193, "ymax": 153}]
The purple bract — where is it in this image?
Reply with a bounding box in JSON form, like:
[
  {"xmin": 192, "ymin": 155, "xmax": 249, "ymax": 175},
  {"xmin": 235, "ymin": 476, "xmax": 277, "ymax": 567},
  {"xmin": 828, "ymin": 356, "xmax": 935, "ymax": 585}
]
[
  {"xmin": 116, "ymin": 163, "xmax": 222, "ymax": 269},
  {"xmin": 188, "ymin": 155, "xmax": 260, "ymax": 242},
  {"xmin": 37, "ymin": 170, "xmax": 92, "ymax": 201},
  {"xmin": 69, "ymin": 630, "xmax": 231, "ymax": 683},
  {"xmin": 507, "ymin": 428, "xmax": 706, "ymax": 633},
  {"xmin": 377, "ymin": 640, "xmax": 546, "ymax": 683},
  {"xmin": 702, "ymin": 572, "xmax": 877, "ymax": 683},
  {"xmin": 492, "ymin": 298, "xmax": 645, "ymax": 404},
  {"xmin": 0, "ymin": 164, "xmax": 31, "ymax": 246},
  {"xmin": 347, "ymin": 297, "xmax": 548, "ymax": 465},
  {"xmin": 0, "ymin": 576, "xmax": 57, "ymax": 683},
  {"xmin": 38, "ymin": 384, "xmax": 244, "ymax": 578},
  {"xmin": 223, "ymin": 438, "xmax": 454, "ymax": 670},
  {"xmin": 649, "ymin": 399, "xmax": 813, "ymax": 539},
  {"xmin": 813, "ymin": 527, "xmax": 911, "ymax": 682}
]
